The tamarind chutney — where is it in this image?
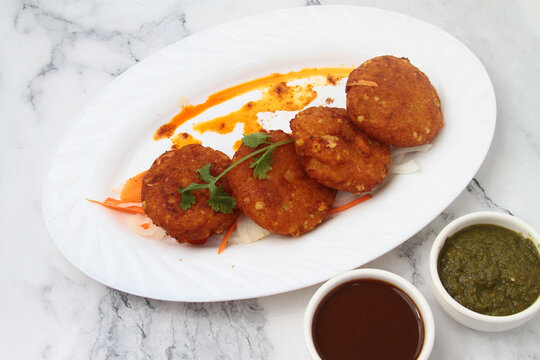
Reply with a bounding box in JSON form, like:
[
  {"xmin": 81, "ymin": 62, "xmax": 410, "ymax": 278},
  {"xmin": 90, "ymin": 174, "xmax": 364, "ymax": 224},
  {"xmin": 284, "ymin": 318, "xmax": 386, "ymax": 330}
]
[{"xmin": 312, "ymin": 279, "xmax": 424, "ymax": 360}]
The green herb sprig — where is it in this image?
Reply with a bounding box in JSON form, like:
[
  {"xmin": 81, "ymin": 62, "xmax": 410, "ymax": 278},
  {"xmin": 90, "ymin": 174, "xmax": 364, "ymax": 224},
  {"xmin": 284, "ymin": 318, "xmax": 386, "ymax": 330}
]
[{"xmin": 179, "ymin": 132, "xmax": 293, "ymax": 214}]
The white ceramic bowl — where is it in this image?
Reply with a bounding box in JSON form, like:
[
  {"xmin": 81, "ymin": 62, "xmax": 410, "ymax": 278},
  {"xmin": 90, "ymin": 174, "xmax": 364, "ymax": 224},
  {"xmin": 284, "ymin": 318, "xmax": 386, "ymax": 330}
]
[
  {"xmin": 429, "ymin": 211, "xmax": 540, "ymax": 332},
  {"xmin": 304, "ymin": 268, "xmax": 435, "ymax": 360}
]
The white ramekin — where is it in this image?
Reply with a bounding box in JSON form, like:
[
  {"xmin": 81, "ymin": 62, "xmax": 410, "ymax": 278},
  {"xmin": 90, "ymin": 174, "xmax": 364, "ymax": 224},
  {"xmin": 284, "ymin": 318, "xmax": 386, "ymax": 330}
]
[
  {"xmin": 429, "ymin": 211, "xmax": 540, "ymax": 332},
  {"xmin": 304, "ymin": 268, "xmax": 435, "ymax": 360}
]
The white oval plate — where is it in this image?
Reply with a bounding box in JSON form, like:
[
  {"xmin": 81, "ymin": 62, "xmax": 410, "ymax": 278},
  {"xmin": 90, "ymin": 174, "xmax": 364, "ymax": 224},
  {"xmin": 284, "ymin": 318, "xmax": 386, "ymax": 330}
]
[{"xmin": 43, "ymin": 5, "xmax": 495, "ymax": 301}]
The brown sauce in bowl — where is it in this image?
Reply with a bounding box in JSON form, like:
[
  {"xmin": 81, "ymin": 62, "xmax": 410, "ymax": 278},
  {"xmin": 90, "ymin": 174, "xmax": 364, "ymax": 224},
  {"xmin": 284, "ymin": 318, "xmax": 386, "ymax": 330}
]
[{"xmin": 312, "ymin": 279, "xmax": 424, "ymax": 360}]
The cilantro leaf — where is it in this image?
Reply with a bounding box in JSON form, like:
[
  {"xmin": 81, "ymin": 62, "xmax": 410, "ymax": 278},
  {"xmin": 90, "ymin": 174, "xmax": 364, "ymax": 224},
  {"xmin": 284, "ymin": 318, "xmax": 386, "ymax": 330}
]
[
  {"xmin": 197, "ymin": 163, "xmax": 216, "ymax": 183},
  {"xmin": 249, "ymin": 147, "xmax": 274, "ymax": 180},
  {"xmin": 241, "ymin": 132, "xmax": 271, "ymax": 148},
  {"xmin": 179, "ymin": 183, "xmax": 208, "ymax": 210},
  {"xmin": 208, "ymin": 184, "xmax": 236, "ymax": 214},
  {"xmin": 177, "ymin": 138, "xmax": 292, "ymax": 213},
  {"xmin": 179, "ymin": 191, "xmax": 196, "ymax": 210}
]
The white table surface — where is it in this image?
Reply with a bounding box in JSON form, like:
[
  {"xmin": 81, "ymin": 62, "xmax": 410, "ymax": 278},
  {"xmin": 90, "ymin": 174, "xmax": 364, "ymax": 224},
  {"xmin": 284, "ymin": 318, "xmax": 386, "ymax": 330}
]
[{"xmin": 1, "ymin": 0, "xmax": 539, "ymax": 359}]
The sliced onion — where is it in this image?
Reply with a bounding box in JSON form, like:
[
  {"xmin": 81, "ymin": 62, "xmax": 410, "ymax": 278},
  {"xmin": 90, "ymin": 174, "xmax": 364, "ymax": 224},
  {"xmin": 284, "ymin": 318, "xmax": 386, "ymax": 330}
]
[
  {"xmin": 391, "ymin": 144, "xmax": 432, "ymax": 163},
  {"xmin": 332, "ymin": 191, "xmax": 360, "ymax": 208},
  {"xmin": 128, "ymin": 214, "xmax": 167, "ymax": 239},
  {"xmin": 389, "ymin": 159, "xmax": 420, "ymax": 174},
  {"xmin": 229, "ymin": 214, "xmax": 270, "ymax": 245}
]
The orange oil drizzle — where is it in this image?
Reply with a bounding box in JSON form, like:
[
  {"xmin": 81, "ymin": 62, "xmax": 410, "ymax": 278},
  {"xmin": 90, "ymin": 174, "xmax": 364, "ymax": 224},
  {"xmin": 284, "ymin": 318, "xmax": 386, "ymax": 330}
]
[
  {"xmin": 154, "ymin": 67, "xmax": 355, "ymax": 140},
  {"xmin": 171, "ymin": 132, "xmax": 202, "ymax": 150},
  {"xmin": 193, "ymin": 82, "xmax": 317, "ymax": 135},
  {"xmin": 233, "ymin": 139, "xmax": 243, "ymax": 151}
]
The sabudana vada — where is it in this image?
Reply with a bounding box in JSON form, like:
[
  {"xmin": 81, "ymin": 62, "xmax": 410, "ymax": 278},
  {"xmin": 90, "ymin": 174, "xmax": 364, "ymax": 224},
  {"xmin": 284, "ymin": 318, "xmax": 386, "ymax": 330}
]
[
  {"xmin": 346, "ymin": 55, "xmax": 444, "ymax": 147},
  {"xmin": 290, "ymin": 106, "xmax": 391, "ymax": 194},
  {"xmin": 228, "ymin": 130, "xmax": 336, "ymax": 237},
  {"xmin": 141, "ymin": 144, "xmax": 238, "ymax": 244}
]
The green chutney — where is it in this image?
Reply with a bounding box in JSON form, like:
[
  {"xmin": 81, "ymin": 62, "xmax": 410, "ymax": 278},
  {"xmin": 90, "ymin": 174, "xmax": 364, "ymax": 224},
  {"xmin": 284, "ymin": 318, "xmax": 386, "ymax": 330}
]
[{"xmin": 438, "ymin": 224, "xmax": 540, "ymax": 316}]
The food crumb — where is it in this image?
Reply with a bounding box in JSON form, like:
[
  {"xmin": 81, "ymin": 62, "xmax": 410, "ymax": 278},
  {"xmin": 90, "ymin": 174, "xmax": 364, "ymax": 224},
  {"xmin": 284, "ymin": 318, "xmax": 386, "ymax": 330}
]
[
  {"xmin": 179, "ymin": 258, "xmax": 183, "ymax": 261},
  {"xmin": 325, "ymin": 97, "xmax": 334, "ymax": 105},
  {"xmin": 178, "ymin": 96, "xmax": 190, "ymax": 108},
  {"xmin": 327, "ymin": 75, "xmax": 337, "ymax": 85},
  {"xmin": 231, "ymin": 265, "xmax": 235, "ymax": 268}
]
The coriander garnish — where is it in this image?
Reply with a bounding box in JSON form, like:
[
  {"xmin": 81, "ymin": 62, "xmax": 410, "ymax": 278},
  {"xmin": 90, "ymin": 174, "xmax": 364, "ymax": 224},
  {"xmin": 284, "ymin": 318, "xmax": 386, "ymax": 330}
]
[{"xmin": 179, "ymin": 132, "xmax": 293, "ymax": 213}]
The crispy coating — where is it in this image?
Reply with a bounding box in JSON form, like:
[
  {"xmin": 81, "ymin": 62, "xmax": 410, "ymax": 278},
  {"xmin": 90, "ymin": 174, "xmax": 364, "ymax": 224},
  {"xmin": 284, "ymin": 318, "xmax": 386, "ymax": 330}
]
[
  {"xmin": 346, "ymin": 55, "xmax": 444, "ymax": 147},
  {"xmin": 228, "ymin": 130, "xmax": 336, "ymax": 237},
  {"xmin": 141, "ymin": 144, "xmax": 238, "ymax": 244},
  {"xmin": 290, "ymin": 106, "xmax": 391, "ymax": 193}
]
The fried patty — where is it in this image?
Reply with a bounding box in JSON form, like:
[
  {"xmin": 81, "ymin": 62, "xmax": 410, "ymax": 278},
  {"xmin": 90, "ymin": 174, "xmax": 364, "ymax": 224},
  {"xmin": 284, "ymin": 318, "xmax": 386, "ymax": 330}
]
[
  {"xmin": 141, "ymin": 144, "xmax": 238, "ymax": 244},
  {"xmin": 228, "ymin": 130, "xmax": 336, "ymax": 236},
  {"xmin": 290, "ymin": 106, "xmax": 391, "ymax": 193},
  {"xmin": 346, "ymin": 55, "xmax": 444, "ymax": 147}
]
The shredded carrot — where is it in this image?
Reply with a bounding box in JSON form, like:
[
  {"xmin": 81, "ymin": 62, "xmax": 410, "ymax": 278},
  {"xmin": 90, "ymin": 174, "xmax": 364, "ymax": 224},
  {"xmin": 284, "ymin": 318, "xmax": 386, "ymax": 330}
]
[
  {"xmin": 218, "ymin": 217, "xmax": 238, "ymax": 254},
  {"xmin": 98, "ymin": 198, "xmax": 126, "ymax": 205},
  {"xmin": 326, "ymin": 194, "xmax": 372, "ymax": 215},
  {"xmin": 120, "ymin": 170, "xmax": 147, "ymax": 203},
  {"xmin": 87, "ymin": 197, "xmax": 145, "ymax": 215},
  {"xmin": 140, "ymin": 223, "xmax": 150, "ymax": 229}
]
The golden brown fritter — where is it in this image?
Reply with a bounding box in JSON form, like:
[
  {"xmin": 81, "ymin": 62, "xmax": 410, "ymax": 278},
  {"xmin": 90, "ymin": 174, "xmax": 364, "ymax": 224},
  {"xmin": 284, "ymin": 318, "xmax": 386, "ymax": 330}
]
[
  {"xmin": 228, "ymin": 130, "xmax": 336, "ymax": 237},
  {"xmin": 141, "ymin": 144, "xmax": 238, "ymax": 244},
  {"xmin": 290, "ymin": 106, "xmax": 391, "ymax": 194},
  {"xmin": 346, "ymin": 55, "xmax": 444, "ymax": 147}
]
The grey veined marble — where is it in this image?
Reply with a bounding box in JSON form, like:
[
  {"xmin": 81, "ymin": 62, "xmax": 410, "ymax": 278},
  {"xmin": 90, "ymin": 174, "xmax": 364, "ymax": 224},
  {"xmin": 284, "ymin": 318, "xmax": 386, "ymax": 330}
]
[{"xmin": 91, "ymin": 292, "xmax": 270, "ymax": 360}]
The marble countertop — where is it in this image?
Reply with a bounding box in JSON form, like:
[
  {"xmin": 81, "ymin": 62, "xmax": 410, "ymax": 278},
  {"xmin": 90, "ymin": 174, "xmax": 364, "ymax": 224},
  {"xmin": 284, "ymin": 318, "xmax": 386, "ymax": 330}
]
[{"xmin": 2, "ymin": 0, "xmax": 539, "ymax": 358}]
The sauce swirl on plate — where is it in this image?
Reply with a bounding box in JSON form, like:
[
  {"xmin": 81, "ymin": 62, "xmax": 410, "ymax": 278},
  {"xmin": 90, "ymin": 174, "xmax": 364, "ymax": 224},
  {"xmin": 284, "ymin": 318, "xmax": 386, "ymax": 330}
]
[{"xmin": 154, "ymin": 67, "xmax": 354, "ymax": 140}]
